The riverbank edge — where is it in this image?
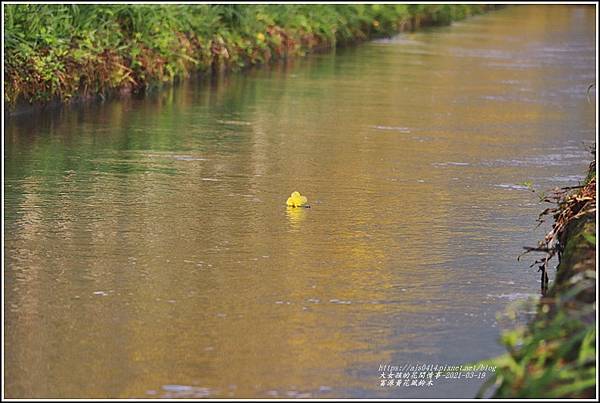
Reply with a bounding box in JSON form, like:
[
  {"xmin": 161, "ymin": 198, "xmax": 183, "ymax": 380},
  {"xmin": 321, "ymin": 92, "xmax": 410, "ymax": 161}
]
[
  {"xmin": 477, "ymin": 157, "xmax": 596, "ymax": 398},
  {"xmin": 4, "ymin": 4, "xmax": 502, "ymax": 116}
]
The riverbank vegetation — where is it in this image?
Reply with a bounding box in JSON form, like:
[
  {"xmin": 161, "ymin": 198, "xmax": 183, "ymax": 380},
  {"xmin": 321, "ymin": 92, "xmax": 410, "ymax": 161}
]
[
  {"xmin": 4, "ymin": 4, "xmax": 498, "ymax": 108},
  {"xmin": 477, "ymin": 154, "xmax": 596, "ymax": 398}
]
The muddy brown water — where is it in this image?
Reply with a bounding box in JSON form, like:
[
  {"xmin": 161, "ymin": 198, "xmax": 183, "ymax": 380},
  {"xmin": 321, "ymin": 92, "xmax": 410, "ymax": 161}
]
[{"xmin": 4, "ymin": 5, "xmax": 596, "ymax": 398}]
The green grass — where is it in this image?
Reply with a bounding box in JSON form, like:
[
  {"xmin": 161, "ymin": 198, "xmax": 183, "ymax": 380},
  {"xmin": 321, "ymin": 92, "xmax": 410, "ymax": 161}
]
[
  {"xmin": 4, "ymin": 4, "xmax": 497, "ymax": 107},
  {"xmin": 476, "ymin": 302, "xmax": 595, "ymax": 398},
  {"xmin": 475, "ymin": 161, "xmax": 596, "ymax": 399}
]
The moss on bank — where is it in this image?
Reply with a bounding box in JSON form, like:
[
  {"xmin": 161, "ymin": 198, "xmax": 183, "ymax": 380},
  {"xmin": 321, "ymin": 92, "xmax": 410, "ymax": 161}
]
[
  {"xmin": 4, "ymin": 4, "xmax": 499, "ymax": 109},
  {"xmin": 477, "ymin": 159, "xmax": 596, "ymax": 399}
]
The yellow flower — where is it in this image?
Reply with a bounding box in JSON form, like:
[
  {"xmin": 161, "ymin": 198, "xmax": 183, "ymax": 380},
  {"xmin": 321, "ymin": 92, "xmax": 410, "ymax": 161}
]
[
  {"xmin": 372, "ymin": 20, "xmax": 380, "ymax": 28},
  {"xmin": 286, "ymin": 191, "xmax": 308, "ymax": 207},
  {"xmin": 256, "ymin": 32, "xmax": 266, "ymax": 42}
]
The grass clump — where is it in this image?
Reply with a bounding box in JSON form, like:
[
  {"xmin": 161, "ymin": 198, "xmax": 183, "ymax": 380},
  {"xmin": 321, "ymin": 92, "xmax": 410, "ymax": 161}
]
[
  {"xmin": 4, "ymin": 4, "xmax": 498, "ymax": 107},
  {"xmin": 476, "ymin": 158, "xmax": 596, "ymax": 399},
  {"xmin": 477, "ymin": 293, "xmax": 595, "ymax": 398}
]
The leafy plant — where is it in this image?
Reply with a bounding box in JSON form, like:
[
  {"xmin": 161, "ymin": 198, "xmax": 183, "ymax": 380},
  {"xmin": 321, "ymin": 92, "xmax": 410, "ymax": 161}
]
[{"xmin": 4, "ymin": 4, "xmax": 500, "ymax": 107}]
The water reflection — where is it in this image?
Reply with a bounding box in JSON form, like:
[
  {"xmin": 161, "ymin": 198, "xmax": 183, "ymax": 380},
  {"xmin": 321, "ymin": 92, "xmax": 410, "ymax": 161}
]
[{"xmin": 286, "ymin": 206, "xmax": 308, "ymax": 227}]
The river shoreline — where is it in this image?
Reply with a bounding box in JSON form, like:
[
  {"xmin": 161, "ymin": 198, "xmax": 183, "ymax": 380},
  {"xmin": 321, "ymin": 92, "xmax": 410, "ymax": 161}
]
[
  {"xmin": 4, "ymin": 4, "xmax": 501, "ymax": 116},
  {"xmin": 480, "ymin": 156, "xmax": 596, "ymax": 398}
]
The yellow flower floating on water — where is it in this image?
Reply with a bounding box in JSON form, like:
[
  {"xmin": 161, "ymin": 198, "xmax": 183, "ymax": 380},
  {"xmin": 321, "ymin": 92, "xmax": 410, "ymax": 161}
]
[{"xmin": 286, "ymin": 191, "xmax": 309, "ymax": 208}]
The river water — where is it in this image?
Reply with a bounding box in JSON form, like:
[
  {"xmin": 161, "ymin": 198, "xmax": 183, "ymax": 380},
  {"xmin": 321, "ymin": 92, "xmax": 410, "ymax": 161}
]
[{"xmin": 4, "ymin": 5, "xmax": 596, "ymax": 399}]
